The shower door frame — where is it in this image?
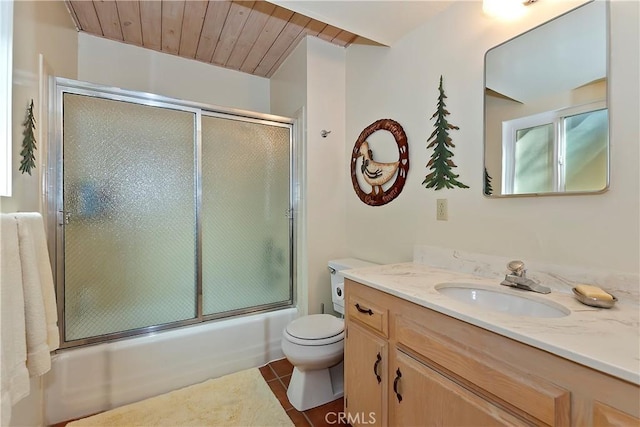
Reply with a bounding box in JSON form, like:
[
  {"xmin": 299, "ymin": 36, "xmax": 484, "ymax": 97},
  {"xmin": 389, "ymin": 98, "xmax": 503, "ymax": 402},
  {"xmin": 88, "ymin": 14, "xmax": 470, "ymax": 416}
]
[{"xmin": 47, "ymin": 78, "xmax": 297, "ymax": 349}]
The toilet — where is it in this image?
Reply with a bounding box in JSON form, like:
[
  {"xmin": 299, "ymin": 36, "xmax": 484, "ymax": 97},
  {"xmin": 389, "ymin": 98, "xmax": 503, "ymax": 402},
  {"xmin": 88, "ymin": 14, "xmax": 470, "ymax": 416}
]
[{"xmin": 281, "ymin": 258, "xmax": 378, "ymax": 411}]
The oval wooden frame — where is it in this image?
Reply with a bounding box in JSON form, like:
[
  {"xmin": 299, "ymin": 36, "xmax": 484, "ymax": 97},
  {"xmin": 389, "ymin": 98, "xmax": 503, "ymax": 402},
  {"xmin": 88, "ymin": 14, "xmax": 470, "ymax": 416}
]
[{"xmin": 350, "ymin": 119, "xmax": 409, "ymax": 206}]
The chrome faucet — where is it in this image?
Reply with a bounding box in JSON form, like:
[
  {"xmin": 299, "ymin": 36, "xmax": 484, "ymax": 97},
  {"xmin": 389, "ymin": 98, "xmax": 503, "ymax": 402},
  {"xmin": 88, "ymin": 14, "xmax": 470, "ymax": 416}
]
[{"xmin": 500, "ymin": 260, "xmax": 550, "ymax": 294}]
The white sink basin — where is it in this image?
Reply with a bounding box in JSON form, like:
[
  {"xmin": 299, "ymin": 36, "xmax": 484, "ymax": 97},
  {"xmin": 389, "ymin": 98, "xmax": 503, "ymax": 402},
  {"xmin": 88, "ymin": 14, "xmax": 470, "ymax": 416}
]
[{"xmin": 435, "ymin": 283, "xmax": 570, "ymax": 318}]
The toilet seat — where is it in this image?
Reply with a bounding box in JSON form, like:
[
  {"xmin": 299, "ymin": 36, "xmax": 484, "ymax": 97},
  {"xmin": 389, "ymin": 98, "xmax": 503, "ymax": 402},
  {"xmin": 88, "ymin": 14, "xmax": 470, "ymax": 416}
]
[{"xmin": 284, "ymin": 314, "xmax": 344, "ymax": 346}]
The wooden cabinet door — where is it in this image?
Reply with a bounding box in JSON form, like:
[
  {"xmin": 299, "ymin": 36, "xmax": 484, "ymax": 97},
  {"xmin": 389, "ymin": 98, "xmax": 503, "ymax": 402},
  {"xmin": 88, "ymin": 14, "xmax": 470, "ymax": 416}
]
[
  {"xmin": 389, "ymin": 350, "xmax": 530, "ymax": 427},
  {"xmin": 344, "ymin": 321, "xmax": 387, "ymax": 427},
  {"xmin": 593, "ymin": 401, "xmax": 640, "ymax": 427}
]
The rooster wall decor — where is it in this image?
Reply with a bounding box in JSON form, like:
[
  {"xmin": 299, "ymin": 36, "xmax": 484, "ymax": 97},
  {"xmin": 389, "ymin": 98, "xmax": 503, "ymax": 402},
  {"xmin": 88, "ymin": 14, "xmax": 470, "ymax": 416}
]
[{"xmin": 351, "ymin": 119, "xmax": 409, "ymax": 206}]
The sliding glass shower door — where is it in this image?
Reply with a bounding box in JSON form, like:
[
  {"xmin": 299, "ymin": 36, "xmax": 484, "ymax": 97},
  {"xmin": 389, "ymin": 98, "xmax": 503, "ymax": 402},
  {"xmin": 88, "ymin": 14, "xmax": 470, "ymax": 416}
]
[
  {"xmin": 201, "ymin": 115, "xmax": 292, "ymax": 315},
  {"xmin": 55, "ymin": 80, "xmax": 294, "ymax": 347},
  {"xmin": 62, "ymin": 93, "xmax": 198, "ymax": 341}
]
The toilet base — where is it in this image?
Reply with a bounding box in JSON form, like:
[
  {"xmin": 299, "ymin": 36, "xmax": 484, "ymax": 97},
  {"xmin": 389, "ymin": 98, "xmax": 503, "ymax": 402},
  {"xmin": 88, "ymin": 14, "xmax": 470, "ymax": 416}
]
[{"xmin": 286, "ymin": 362, "xmax": 344, "ymax": 411}]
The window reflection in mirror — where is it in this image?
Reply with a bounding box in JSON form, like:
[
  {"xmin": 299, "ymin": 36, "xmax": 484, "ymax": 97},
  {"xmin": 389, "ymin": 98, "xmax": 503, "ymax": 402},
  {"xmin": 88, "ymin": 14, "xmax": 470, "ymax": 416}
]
[{"xmin": 483, "ymin": 0, "xmax": 608, "ymax": 197}]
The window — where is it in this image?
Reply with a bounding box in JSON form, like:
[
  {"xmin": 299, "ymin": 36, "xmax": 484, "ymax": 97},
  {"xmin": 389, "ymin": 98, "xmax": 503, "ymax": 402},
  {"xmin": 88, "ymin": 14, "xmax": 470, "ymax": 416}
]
[
  {"xmin": 501, "ymin": 101, "xmax": 608, "ymax": 195},
  {"xmin": 0, "ymin": 0, "xmax": 13, "ymax": 197}
]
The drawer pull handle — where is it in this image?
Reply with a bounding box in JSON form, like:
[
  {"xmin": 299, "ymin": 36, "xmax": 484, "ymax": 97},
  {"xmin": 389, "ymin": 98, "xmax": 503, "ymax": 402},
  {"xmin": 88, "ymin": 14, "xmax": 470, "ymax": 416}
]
[
  {"xmin": 355, "ymin": 303, "xmax": 374, "ymax": 316},
  {"xmin": 373, "ymin": 352, "xmax": 382, "ymax": 384},
  {"xmin": 393, "ymin": 368, "xmax": 403, "ymax": 402}
]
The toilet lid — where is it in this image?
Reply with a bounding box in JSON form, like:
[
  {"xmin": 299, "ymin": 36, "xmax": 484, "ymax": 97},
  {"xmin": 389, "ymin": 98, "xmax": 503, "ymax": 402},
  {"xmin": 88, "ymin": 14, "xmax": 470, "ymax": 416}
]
[{"xmin": 286, "ymin": 314, "xmax": 344, "ymax": 340}]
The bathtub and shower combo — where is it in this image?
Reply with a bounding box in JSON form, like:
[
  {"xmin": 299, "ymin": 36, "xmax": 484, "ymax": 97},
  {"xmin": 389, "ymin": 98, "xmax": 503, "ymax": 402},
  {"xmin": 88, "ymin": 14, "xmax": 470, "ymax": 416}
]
[{"xmin": 44, "ymin": 78, "xmax": 298, "ymax": 424}]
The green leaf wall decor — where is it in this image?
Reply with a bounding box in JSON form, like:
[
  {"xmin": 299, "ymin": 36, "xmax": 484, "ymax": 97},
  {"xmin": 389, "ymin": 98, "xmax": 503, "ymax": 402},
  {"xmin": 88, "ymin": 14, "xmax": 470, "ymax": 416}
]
[
  {"xmin": 422, "ymin": 76, "xmax": 469, "ymax": 190},
  {"xmin": 484, "ymin": 167, "xmax": 494, "ymax": 196},
  {"xmin": 19, "ymin": 99, "xmax": 37, "ymax": 175}
]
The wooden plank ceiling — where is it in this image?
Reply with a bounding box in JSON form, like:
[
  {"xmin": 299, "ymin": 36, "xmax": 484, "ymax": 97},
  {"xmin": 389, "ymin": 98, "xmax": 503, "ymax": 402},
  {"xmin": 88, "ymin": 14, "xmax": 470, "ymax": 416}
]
[{"xmin": 65, "ymin": 0, "xmax": 373, "ymax": 78}]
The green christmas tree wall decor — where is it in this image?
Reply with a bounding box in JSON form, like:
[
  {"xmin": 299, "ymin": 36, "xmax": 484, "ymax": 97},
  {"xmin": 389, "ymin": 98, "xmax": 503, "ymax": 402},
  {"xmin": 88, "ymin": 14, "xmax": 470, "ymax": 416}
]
[
  {"xmin": 484, "ymin": 167, "xmax": 493, "ymax": 196},
  {"xmin": 19, "ymin": 99, "xmax": 37, "ymax": 175},
  {"xmin": 422, "ymin": 76, "xmax": 469, "ymax": 190}
]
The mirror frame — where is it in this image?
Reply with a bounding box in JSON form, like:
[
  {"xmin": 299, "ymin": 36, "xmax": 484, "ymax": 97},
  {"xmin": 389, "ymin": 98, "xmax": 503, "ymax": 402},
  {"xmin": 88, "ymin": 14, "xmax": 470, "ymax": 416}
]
[{"xmin": 482, "ymin": 0, "xmax": 610, "ymax": 198}]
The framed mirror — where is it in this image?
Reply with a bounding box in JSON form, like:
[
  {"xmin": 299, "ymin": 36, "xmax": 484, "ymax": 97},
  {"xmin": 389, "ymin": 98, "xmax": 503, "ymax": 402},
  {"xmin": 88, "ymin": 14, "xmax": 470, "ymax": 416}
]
[{"xmin": 483, "ymin": 1, "xmax": 608, "ymax": 197}]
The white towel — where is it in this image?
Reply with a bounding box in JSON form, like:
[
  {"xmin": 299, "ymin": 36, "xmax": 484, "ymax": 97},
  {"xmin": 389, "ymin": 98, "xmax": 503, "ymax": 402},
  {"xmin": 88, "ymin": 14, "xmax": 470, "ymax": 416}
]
[
  {"xmin": 0, "ymin": 214, "xmax": 30, "ymax": 426},
  {"xmin": 15, "ymin": 213, "xmax": 59, "ymax": 352},
  {"xmin": 14, "ymin": 213, "xmax": 60, "ymax": 378}
]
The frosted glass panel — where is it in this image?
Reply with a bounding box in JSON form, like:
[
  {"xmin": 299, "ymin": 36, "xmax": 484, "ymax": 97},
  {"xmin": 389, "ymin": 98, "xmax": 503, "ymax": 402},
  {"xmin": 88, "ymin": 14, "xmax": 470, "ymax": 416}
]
[
  {"xmin": 202, "ymin": 116, "xmax": 291, "ymax": 315},
  {"xmin": 63, "ymin": 94, "xmax": 196, "ymax": 341}
]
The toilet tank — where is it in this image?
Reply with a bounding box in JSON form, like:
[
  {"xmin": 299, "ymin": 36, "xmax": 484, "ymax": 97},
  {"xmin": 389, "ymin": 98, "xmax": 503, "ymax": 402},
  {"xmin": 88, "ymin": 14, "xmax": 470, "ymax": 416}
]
[{"xmin": 328, "ymin": 258, "xmax": 378, "ymax": 315}]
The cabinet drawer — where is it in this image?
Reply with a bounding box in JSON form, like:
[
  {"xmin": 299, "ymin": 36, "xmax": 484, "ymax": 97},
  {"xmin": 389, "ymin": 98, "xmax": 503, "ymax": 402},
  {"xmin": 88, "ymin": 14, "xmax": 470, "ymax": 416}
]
[{"xmin": 346, "ymin": 293, "xmax": 388, "ymax": 337}]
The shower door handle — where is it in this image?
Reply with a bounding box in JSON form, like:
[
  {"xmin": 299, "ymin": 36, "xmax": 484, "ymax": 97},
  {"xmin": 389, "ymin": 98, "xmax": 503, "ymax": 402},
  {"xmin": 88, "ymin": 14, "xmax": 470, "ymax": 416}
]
[{"xmin": 59, "ymin": 210, "xmax": 71, "ymax": 225}]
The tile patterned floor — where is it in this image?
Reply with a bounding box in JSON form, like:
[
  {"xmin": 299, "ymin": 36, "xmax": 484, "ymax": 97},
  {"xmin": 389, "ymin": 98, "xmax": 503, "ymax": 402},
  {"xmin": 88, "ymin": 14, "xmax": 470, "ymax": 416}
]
[
  {"xmin": 52, "ymin": 358, "xmax": 347, "ymax": 427},
  {"xmin": 260, "ymin": 358, "xmax": 349, "ymax": 427}
]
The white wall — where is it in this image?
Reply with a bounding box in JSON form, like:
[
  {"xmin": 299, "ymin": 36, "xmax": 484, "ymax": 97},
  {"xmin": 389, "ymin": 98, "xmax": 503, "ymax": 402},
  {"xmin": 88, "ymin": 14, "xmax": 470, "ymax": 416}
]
[
  {"xmin": 1, "ymin": 0, "xmax": 77, "ymax": 214},
  {"xmin": 345, "ymin": 0, "xmax": 639, "ymax": 277},
  {"xmin": 3, "ymin": 3, "xmax": 77, "ymax": 425},
  {"xmin": 270, "ymin": 39, "xmax": 308, "ymax": 117},
  {"xmin": 305, "ymin": 38, "xmax": 348, "ymax": 314},
  {"xmin": 271, "ymin": 37, "xmax": 348, "ymax": 315},
  {"xmin": 78, "ymin": 34, "xmax": 270, "ymax": 114}
]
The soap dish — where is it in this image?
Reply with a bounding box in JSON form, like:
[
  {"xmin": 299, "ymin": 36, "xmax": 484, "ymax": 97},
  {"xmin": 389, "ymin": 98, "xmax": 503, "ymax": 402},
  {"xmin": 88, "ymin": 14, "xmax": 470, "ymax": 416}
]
[{"xmin": 572, "ymin": 288, "xmax": 617, "ymax": 308}]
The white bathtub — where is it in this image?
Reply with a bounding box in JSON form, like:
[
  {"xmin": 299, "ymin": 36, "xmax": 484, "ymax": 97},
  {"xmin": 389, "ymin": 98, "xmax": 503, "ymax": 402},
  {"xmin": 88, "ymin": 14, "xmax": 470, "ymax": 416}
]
[{"xmin": 44, "ymin": 308, "xmax": 297, "ymax": 425}]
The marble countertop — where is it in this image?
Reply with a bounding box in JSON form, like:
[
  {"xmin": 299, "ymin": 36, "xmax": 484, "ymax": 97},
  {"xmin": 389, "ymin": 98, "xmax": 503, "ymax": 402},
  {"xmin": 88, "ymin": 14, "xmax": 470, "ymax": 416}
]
[{"xmin": 342, "ymin": 262, "xmax": 640, "ymax": 385}]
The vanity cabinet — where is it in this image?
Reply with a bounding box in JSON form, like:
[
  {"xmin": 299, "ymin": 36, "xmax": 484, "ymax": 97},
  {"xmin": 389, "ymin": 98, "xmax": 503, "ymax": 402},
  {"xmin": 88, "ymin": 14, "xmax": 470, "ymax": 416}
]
[{"xmin": 344, "ymin": 279, "xmax": 640, "ymax": 427}]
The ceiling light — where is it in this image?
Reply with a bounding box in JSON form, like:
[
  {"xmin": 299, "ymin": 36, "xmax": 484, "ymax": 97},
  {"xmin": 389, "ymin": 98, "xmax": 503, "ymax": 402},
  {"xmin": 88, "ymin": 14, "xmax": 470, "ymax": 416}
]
[{"xmin": 483, "ymin": 0, "xmax": 537, "ymax": 20}]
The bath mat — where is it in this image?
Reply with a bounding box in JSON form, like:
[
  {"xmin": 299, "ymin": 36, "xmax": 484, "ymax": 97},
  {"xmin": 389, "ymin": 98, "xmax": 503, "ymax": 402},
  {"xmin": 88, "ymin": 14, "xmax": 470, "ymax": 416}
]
[{"xmin": 67, "ymin": 368, "xmax": 294, "ymax": 427}]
